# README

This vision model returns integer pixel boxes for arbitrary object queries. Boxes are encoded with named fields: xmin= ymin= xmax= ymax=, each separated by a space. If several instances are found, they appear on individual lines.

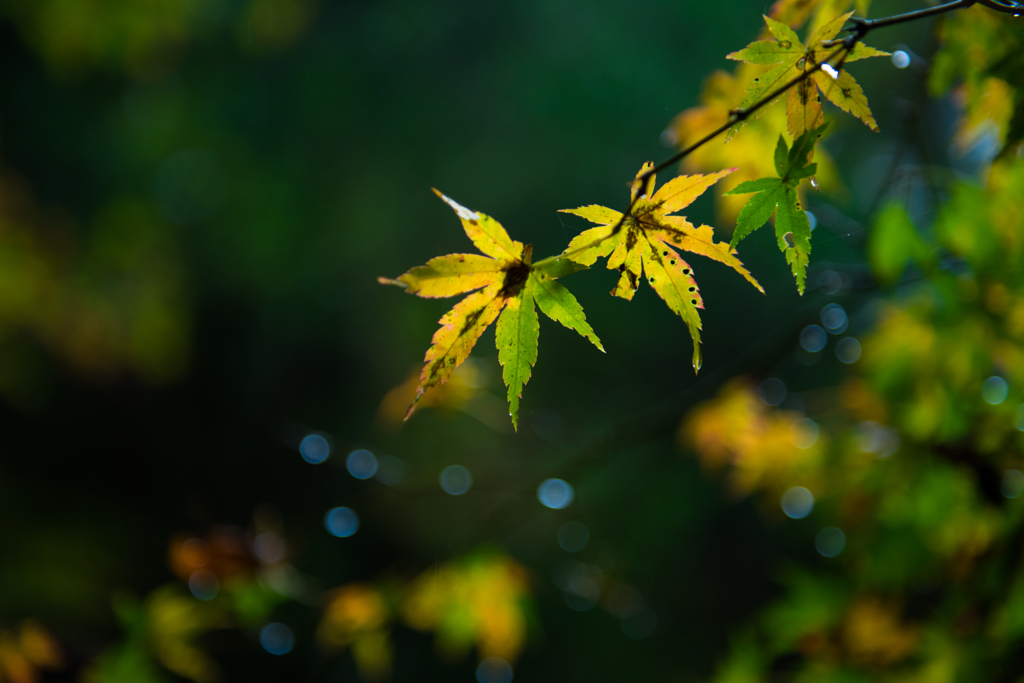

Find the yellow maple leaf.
xmin=559 ymin=165 xmax=762 ymax=371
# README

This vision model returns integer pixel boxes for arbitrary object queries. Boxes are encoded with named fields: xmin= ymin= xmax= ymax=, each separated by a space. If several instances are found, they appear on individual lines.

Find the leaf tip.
xmin=433 ymin=188 xmax=480 ymax=221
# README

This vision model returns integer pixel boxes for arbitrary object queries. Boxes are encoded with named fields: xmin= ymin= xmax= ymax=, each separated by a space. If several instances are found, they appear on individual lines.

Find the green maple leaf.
xmin=725 ymin=124 xmax=827 ymax=295
xmin=379 ymin=191 xmax=603 ymax=430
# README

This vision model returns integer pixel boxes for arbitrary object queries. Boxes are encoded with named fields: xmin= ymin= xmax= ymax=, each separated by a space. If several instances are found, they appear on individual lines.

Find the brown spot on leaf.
xmin=499 ymin=262 xmax=530 ymax=298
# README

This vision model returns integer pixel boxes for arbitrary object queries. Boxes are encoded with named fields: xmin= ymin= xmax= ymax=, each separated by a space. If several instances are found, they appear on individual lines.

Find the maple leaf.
xmin=667 ymin=64 xmax=845 ymax=223
xmin=559 ymin=165 xmax=763 ymax=372
xmin=727 ymin=12 xmax=889 ymax=139
xmin=379 ymin=191 xmax=602 ymax=430
xmin=725 ymin=124 xmax=827 ymax=295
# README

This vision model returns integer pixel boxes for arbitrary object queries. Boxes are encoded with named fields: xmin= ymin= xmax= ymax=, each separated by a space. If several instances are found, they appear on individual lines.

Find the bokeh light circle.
xmin=982 ymin=376 xmax=1009 ymax=405
xmin=476 ymin=657 xmax=513 ymax=683
xmin=259 ymin=622 xmax=294 ymax=655
xmin=781 ymin=487 xmax=815 ymax=519
xmin=324 ymin=507 xmax=359 ymax=537
xmin=800 ymin=325 xmax=827 ymax=353
xmin=299 ymin=434 xmax=330 ymax=464
xmin=440 ymin=465 xmax=473 ymax=495
xmin=790 ymin=419 xmax=819 ymax=449
xmin=759 ymin=378 xmax=787 ymax=406
xmin=820 ymin=304 xmax=848 ymax=334
xmin=835 ymin=337 xmax=862 ymax=364
xmin=1002 ymin=470 xmax=1024 ymax=499
xmin=253 ymin=531 xmax=285 ymax=563
xmin=537 ymin=479 xmax=575 ymax=509
xmin=346 ymin=449 xmax=378 ymax=479
xmin=815 ymin=527 xmax=846 ymax=557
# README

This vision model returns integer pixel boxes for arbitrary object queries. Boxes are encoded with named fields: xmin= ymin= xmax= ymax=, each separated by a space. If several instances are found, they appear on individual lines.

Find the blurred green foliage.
xmin=0 ymin=0 xmax=1023 ymax=681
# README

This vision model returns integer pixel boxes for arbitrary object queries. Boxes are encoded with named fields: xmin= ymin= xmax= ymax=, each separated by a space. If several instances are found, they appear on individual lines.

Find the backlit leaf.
xmin=381 ymin=193 xmax=600 ymax=428
xmin=531 ymin=274 xmax=604 ymax=352
xmin=726 ymin=126 xmax=825 ymax=294
xmin=561 ymin=164 xmax=761 ymax=372
xmin=727 ymin=12 xmax=888 ymax=136
xmin=496 ymin=285 xmax=539 ymax=432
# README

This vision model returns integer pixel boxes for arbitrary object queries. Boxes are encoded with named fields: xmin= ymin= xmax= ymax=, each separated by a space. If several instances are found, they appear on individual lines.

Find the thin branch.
xmin=845 ymin=0 xmax=977 ymax=30
xmin=978 ymin=0 xmax=1024 ymax=13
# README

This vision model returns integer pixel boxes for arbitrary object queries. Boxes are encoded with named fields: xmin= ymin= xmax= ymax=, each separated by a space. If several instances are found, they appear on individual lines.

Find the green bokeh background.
xmin=0 ymin=0 xmax=984 ymax=680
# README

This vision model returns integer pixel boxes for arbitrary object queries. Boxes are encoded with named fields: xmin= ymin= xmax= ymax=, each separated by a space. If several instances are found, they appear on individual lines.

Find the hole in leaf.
xmin=783 ymin=232 xmax=795 ymax=248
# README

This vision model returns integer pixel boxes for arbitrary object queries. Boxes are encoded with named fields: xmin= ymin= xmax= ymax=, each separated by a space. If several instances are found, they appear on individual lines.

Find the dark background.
xmin=0 ymin=0 xmax=976 ymax=679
